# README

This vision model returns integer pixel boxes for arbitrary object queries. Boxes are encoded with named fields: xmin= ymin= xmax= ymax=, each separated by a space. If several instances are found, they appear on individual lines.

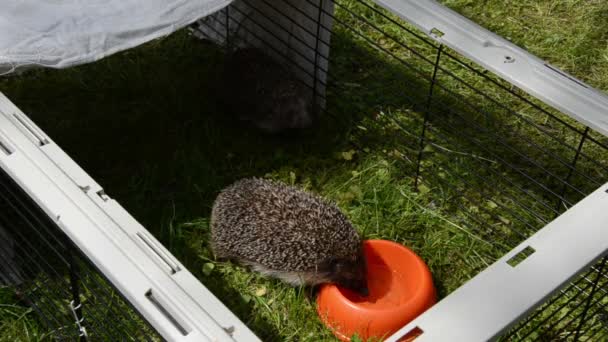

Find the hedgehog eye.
xmin=328 ymin=258 xmax=343 ymax=272
xmin=332 ymin=260 xmax=354 ymax=276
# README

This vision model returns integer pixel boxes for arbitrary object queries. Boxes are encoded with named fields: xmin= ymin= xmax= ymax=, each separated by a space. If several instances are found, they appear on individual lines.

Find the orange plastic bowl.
xmin=316 ymin=240 xmax=436 ymax=341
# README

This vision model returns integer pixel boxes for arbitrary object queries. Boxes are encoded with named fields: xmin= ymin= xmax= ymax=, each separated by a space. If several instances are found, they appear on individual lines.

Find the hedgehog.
xmin=223 ymin=47 xmax=315 ymax=134
xmin=210 ymin=177 xmax=368 ymax=295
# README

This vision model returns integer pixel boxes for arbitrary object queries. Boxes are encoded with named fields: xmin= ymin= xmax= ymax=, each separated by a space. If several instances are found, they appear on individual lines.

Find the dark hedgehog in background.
xmin=223 ymin=47 xmax=315 ymax=134
xmin=210 ymin=178 xmax=368 ymax=295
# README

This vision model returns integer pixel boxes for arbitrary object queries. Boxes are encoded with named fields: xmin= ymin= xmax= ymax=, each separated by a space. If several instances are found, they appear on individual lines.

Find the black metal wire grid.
xmin=0 ymin=167 xmax=162 ymax=341
xmin=192 ymin=0 xmax=608 ymax=340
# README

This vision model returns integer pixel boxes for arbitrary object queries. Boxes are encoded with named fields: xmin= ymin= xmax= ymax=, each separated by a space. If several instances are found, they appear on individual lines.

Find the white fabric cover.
xmin=0 ymin=0 xmax=232 ymax=75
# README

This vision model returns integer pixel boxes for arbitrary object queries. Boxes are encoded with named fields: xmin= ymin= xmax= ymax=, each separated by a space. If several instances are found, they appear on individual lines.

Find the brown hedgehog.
xmin=210 ymin=178 xmax=368 ymax=295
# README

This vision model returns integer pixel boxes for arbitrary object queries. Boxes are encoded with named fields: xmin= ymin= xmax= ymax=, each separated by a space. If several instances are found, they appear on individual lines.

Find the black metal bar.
xmin=280 ymin=0 xmax=334 ymax=49
xmin=385 ymin=104 xmax=568 ymax=217
xmin=544 ymin=288 xmax=608 ymax=341
xmin=442 ymin=48 xmax=608 ymax=153
xmin=412 ymin=124 xmax=547 ymax=234
xmin=0 ymin=170 xmax=158 ymax=340
xmin=335 ymin=113 xmax=527 ymax=247
xmin=511 ymin=268 xmax=597 ymax=340
xmin=529 ymin=265 xmax=608 ymax=341
xmin=0 ymin=195 xmax=142 ymax=337
xmin=573 ymin=257 xmax=608 ymax=341
xmin=583 ymin=320 xmax=608 ymax=342
xmin=346 ymin=0 xmax=436 ymax=48
xmin=235 ymin=0 xmax=328 ymax=72
xmin=245 ymin=0 xmax=329 ymax=55
xmin=330 ymin=1 xmax=437 ymax=68
xmin=561 ymin=294 xmax=608 ymax=341
xmin=0 ymin=246 xmax=71 ymax=337
xmin=554 ymin=126 xmax=590 ymax=216
xmin=376 ymin=107 xmax=547 ymax=235
xmin=415 ymin=44 xmax=443 ymax=189
xmin=210 ymin=7 xmax=323 ymax=85
xmin=327 ymin=8 xmax=600 ymax=198
xmin=0 ymin=206 xmax=127 ymax=340
xmin=225 ymin=7 xmax=230 ymax=48
xmin=339 ymin=67 xmax=561 ymax=224
xmin=312 ymin=0 xmax=325 ymax=112
xmin=333 ymin=75 xmax=560 ymax=233
xmin=194 ymin=19 xmax=228 ymax=42
xmin=302 ymin=0 xmax=608 ymax=189
xmin=430 ymin=85 xmax=599 ymax=195
xmin=331 ymin=0 xmax=608 ymax=187
xmin=503 ymin=269 xmax=594 ymax=339
xmin=432 ymin=58 xmax=608 ymax=184
xmin=430 ymin=88 xmax=589 ymax=200
xmin=67 ymin=247 xmax=87 ymax=341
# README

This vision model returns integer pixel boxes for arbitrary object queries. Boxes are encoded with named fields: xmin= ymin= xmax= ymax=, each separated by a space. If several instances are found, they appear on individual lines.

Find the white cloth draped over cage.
xmin=0 ymin=0 xmax=333 ymax=106
xmin=0 ymin=0 xmax=234 ymax=75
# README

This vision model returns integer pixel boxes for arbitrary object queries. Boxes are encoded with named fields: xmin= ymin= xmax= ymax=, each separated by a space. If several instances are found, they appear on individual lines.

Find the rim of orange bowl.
xmin=318 ymin=240 xmax=435 ymax=315
xmin=319 ymin=281 xmax=433 ymax=316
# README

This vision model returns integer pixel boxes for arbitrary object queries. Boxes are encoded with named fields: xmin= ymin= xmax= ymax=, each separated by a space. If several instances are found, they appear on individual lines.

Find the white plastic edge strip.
xmin=374 ymin=0 xmax=608 ymax=137
xmin=387 ymin=182 xmax=608 ymax=342
xmin=0 ymin=91 xmax=260 ymax=342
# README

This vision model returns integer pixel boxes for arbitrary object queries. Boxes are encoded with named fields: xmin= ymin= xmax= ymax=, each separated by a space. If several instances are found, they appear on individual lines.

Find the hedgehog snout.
xmin=330 ymin=257 xmax=369 ymax=297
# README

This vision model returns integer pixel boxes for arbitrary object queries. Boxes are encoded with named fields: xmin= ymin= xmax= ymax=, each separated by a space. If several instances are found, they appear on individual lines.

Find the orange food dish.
xmin=316 ymin=240 xmax=436 ymax=341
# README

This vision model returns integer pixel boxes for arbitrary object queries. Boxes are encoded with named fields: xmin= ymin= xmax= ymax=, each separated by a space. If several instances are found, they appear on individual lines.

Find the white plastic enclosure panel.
xmin=387 ymin=183 xmax=608 ymax=342
xmin=0 ymin=91 xmax=261 ymax=342
xmin=373 ymin=0 xmax=608 ymax=137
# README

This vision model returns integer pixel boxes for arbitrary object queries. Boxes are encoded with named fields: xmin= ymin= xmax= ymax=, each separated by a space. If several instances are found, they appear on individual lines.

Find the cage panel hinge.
xmin=69 ymin=300 xmax=89 ymax=340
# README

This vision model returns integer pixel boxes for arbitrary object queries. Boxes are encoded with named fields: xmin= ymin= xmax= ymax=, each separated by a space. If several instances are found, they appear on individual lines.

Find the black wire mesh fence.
xmin=0 ymin=0 xmax=606 ymax=340
xmin=194 ymin=0 xmax=608 ymax=340
xmin=0 ymin=167 xmax=161 ymax=341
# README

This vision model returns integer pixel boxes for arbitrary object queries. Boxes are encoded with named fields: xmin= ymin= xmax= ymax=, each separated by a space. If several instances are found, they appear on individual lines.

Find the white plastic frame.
xmin=0 ymin=91 xmax=260 ymax=342
xmin=387 ymin=183 xmax=608 ymax=341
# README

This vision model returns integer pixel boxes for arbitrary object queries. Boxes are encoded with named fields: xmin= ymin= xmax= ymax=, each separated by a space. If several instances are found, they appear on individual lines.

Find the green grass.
xmin=441 ymin=0 xmax=608 ymax=90
xmin=1 ymin=0 xmax=607 ymax=341
xmin=0 ymin=289 xmax=48 ymax=342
